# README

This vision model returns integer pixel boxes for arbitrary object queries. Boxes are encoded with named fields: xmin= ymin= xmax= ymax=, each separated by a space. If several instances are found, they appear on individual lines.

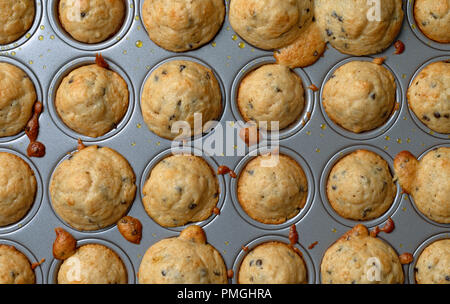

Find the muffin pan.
xmin=0 ymin=0 xmax=448 ymax=284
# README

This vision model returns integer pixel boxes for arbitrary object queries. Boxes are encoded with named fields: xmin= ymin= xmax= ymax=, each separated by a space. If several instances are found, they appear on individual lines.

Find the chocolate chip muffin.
xmin=0 ymin=0 xmax=35 ymax=45
xmin=142 ymin=0 xmax=225 ymax=52
xmin=407 ymin=61 xmax=450 ymax=134
xmin=321 ymin=224 xmax=404 ymax=284
xmin=322 ymin=61 xmax=396 ymax=133
xmin=50 ymin=145 xmax=136 ymax=231
xmin=229 ymin=0 xmax=314 ymax=50
xmin=415 ymin=239 xmax=450 ymax=284
xmin=0 ymin=244 xmax=35 ymax=284
xmin=57 ymin=244 xmax=127 ymax=284
xmin=315 ymin=0 xmax=404 ymax=55
xmin=237 ymin=64 xmax=305 ymax=130
xmin=0 ymin=62 xmax=37 ymax=138
xmin=394 ymin=147 xmax=450 ymax=224
xmin=237 ymin=154 xmax=308 ymax=224
xmin=0 ymin=152 xmax=36 ymax=227
xmin=142 ymin=155 xmax=220 ymax=227
xmin=274 ymin=21 xmax=327 ymax=68
xmin=327 ymin=150 xmax=396 ymax=221
xmin=59 ymin=0 xmax=125 ymax=44
xmin=238 ymin=242 xmax=308 ymax=284
xmin=414 ymin=0 xmax=450 ymax=43
xmin=138 ymin=225 xmax=227 ymax=284
xmin=55 ymin=64 xmax=129 ymax=138
xmin=141 ymin=60 xmax=222 ymax=140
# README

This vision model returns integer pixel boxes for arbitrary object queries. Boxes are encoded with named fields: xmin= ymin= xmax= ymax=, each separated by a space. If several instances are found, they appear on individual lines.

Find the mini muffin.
xmin=237 ymin=154 xmax=308 ymax=224
xmin=57 ymin=244 xmax=127 ymax=284
xmin=0 ymin=245 xmax=35 ymax=284
xmin=138 ymin=225 xmax=227 ymax=284
xmin=142 ymin=0 xmax=225 ymax=52
xmin=0 ymin=152 xmax=36 ymax=227
xmin=58 ymin=0 xmax=125 ymax=44
xmin=394 ymin=147 xmax=450 ymax=224
xmin=50 ymin=145 xmax=136 ymax=231
xmin=142 ymin=155 xmax=219 ymax=227
xmin=238 ymin=242 xmax=307 ymax=284
xmin=327 ymin=150 xmax=396 ymax=221
xmin=322 ymin=61 xmax=396 ymax=133
xmin=0 ymin=62 xmax=37 ymax=137
xmin=229 ymin=0 xmax=314 ymax=50
xmin=141 ymin=60 xmax=222 ymax=140
xmin=237 ymin=64 xmax=305 ymax=130
xmin=321 ymin=224 xmax=404 ymax=284
xmin=415 ymin=239 xmax=450 ymax=284
xmin=414 ymin=0 xmax=450 ymax=43
xmin=55 ymin=64 xmax=129 ymax=138
xmin=0 ymin=0 xmax=35 ymax=45
xmin=407 ymin=61 xmax=450 ymax=134
xmin=315 ymin=0 xmax=404 ymax=55
xmin=274 ymin=21 xmax=327 ymax=68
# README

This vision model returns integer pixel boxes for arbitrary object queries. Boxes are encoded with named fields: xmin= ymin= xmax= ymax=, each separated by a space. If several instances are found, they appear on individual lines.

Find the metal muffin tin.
xmin=0 ymin=0 xmax=448 ymax=284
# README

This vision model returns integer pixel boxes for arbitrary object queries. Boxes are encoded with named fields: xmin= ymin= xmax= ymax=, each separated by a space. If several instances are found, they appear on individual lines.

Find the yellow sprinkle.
xmin=320 ymin=124 xmax=326 ymax=130
xmin=407 ymin=138 xmax=411 ymax=143
xmin=385 ymin=136 xmax=390 ymax=141
xmin=402 ymin=74 xmax=407 ymax=79
xmin=238 ymin=42 xmax=245 ymax=48
xmin=332 ymin=228 xmax=337 ymax=233
xmin=315 ymin=148 xmax=320 ymax=153
xmin=232 ymin=35 xmax=238 ymax=41
xmin=145 ymin=65 xmax=150 ymax=70
xmin=224 ymin=241 xmax=229 ymax=246
xmin=412 ymin=24 xmax=416 ymax=29
xmin=38 ymin=35 xmax=44 ymax=41
xmin=28 ymin=60 xmax=33 ymax=65
xmin=43 ymin=65 xmax=46 ymax=70
xmin=306 ymin=131 xmax=311 ymax=135
xmin=137 ymin=25 xmax=141 ymax=31
xmin=226 ymin=26 xmax=230 ymax=31
xmin=402 ymin=207 xmax=407 ymax=212
xmin=396 ymin=138 xmax=402 ymax=144
xmin=403 ymin=116 xmax=407 ymax=120
xmin=429 ymin=130 xmax=435 ymax=135
xmin=137 ymin=123 xmax=142 ymax=129
xmin=156 ymin=142 xmax=161 ymax=146
xmin=130 ymin=3 xmax=134 ymax=8
xmin=229 ymin=121 xmax=235 ymax=127
xmin=18 ymin=224 xmax=22 ymax=228
xmin=123 ymin=50 xmax=127 ymax=55
xmin=223 ymin=250 xmax=227 ymax=254
xmin=234 ymin=145 xmax=238 ymax=150
xmin=10 ymin=51 xmax=16 ymax=56
xmin=135 ymin=15 xmax=139 ymax=21
xmin=211 ymin=42 xmax=217 ymax=47
xmin=25 ymin=33 xmax=31 ymax=38
xmin=131 ymin=142 xmax=136 ymax=147
xmin=152 ymin=233 xmax=156 ymax=237
xmin=135 ymin=40 xmax=143 ymax=48
xmin=50 ymin=35 xmax=55 ymax=40
xmin=40 ymin=25 xmax=45 ymax=30
xmin=384 ymin=146 xmax=389 ymax=150
xmin=399 ymin=244 xmax=403 ymax=248
xmin=227 ymin=55 xmax=231 ymax=60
